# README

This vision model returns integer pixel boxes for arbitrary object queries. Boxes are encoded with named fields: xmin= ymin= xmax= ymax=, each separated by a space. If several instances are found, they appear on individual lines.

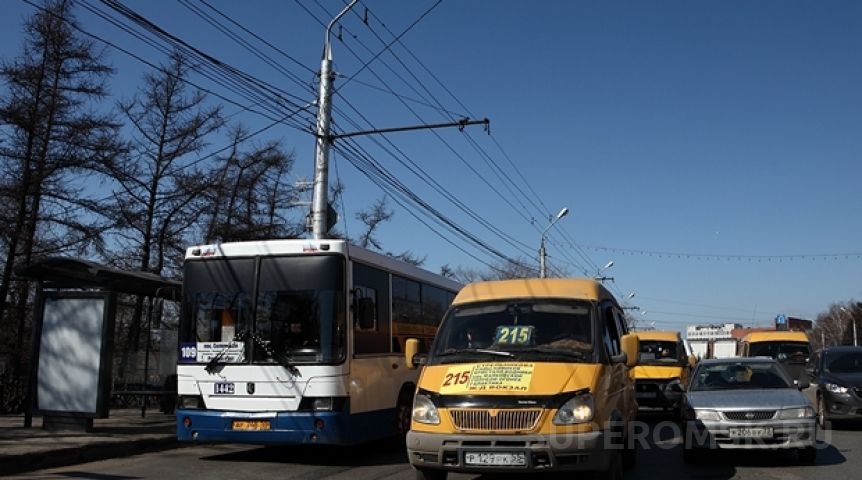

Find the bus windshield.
xmin=428 ymin=300 xmax=594 ymax=364
xmin=180 ymin=255 xmax=346 ymax=365
xmin=638 ymin=340 xmax=681 ymax=365
xmin=748 ymin=341 xmax=810 ymax=364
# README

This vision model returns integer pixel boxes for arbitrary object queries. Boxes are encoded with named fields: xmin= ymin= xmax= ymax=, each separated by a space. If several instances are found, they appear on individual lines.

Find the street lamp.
xmin=841 ymin=306 xmax=857 ymax=347
xmin=539 ymin=207 xmax=569 ymax=278
xmin=595 ymin=260 xmax=614 ymax=283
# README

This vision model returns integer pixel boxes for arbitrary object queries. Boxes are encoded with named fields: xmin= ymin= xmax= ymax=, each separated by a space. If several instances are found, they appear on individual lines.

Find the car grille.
xmin=449 ymin=408 xmax=543 ymax=432
xmin=723 ymin=410 xmax=776 ymax=421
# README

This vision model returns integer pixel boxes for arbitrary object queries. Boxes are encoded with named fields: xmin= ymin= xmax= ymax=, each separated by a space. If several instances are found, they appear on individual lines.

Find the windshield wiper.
xmin=204 ymin=347 xmax=228 ymax=374
xmin=246 ymin=331 xmax=301 ymax=377
xmin=437 ymin=348 xmax=515 ymax=358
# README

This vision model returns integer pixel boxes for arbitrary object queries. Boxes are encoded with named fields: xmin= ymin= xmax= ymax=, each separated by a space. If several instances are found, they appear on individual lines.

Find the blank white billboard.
xmin=37 ymin=296 xmax=106 ymax=414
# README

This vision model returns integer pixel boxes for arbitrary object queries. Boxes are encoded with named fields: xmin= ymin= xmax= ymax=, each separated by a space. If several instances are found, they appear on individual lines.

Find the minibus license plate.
xmin=214 ymin=382 xmax=235 ymax=394
xmin=464 ymin=452 xmax=526 ymax=466
xmin=729 ymin=427 xmax=773 ymax=438
xmin=232 ymin=419 xmax=271 ymax=431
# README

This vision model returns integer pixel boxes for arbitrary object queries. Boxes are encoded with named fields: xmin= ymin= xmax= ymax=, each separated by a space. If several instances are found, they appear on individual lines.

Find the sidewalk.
xmin=0 ymin=409 xmax=178 ymax=476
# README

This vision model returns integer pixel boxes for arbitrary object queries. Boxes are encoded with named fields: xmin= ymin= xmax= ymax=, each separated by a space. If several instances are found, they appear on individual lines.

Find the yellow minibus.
xmin=404 ymin=278 xmax=639 ymax=480
xmin=630 ymin=330 xmax=694 ymax=414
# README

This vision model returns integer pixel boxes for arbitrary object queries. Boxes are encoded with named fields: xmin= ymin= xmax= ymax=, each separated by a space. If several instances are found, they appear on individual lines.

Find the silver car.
xmin=680 ymin=357 xmax=817 ymax=464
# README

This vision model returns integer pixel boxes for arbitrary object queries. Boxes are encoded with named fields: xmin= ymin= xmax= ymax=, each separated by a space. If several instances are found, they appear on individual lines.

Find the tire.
xmin=816 ymin=395 xmax=828 ymax=430
xmin=596 ymin=451 xmax=624 ymax=480
xmin=622 ymin=432 xmax=637 ymax=468
xmin=396 ymin=389 xmax=414 ymax=439
xmin=414 ymin=467 xmax=447 ymax=480
xmin=682 ymin=446 xmax=701 ymax=464
xmin=798 ymin=446 xmax=817 ymax=465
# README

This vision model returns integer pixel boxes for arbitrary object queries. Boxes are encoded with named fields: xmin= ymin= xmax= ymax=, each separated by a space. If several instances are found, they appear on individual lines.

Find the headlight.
xmin=312 ymin=397 xmax=333 ymax=411
xmin=778 ymin=407 xmax=815 ymax=419
xmin=412 ymin=394 xmax=440 ymax=425
xmin=553 ymin=394 xmax=594 ymax=425
xmin=693 ymin=409 xmax=720 ymax=421
xmin=178 ymin=395 xmax=204 ymax=409
xmin=825 ymin=383 xmax=849 ymax=394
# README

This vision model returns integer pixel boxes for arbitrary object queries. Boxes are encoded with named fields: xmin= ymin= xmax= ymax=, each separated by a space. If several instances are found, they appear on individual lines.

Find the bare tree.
xmin=353 ymin=196 xmax=425 ymax=266
xmin=0 ymin=0 xmax=121 ymax=373
xmin=444 ymin=257 xmax=537 ymax=284
xmin=815 ymin=302 xmax=861 ymax=349
xmin=195 ymin=124 xmax=302 ymax=243
xmin=102 ymin=50 xmax=223 ymax=380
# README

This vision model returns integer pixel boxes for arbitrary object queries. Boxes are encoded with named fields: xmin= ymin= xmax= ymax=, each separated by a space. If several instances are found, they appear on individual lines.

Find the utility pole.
xmin=310 ymin=1 xmax=355 ymax=239
xmin=309 ymin=1 xmax=490 ymax=239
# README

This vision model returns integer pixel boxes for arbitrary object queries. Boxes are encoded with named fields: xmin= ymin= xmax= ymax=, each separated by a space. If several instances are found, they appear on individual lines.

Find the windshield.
xmin=748 ymin=341 xmax=810 ymax=364
xmin=638 ymin=340 xmax=681 ymax=365
xmin=180 ymin=254 xmax=346 ymax=365
xmin=690 ymin=362 xmax=792 ymax=391
xmin=824 ymin=351 xmax=862 ymax=373
xmin=428 ymin=300 xmax=594 ymax=364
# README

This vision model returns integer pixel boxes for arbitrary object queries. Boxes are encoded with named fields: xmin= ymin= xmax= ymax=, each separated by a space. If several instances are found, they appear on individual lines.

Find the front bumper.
xmin=684 ymin=419 xmax=816 ymax=450
xmin=406 ymin=430 xmax=613 ymax=474
xmin=821 ymin=390 xmax=862 ymax=422
xmin=635 ymin=379 xmax=678 ymax=409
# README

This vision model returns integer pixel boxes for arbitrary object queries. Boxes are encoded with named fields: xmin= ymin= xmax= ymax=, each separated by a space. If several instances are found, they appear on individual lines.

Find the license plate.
xmin=636 ymin=392 xmax=657 ymax=398
xmin=464 ymin=452 xmax=526 ymax=466
xmin=232 ymin=419 xmax=271 ymax=431
xmin=214 ymin=382 xmax=235 ymax=394
xmin=728 ymin=427 xmax=773 ymax=438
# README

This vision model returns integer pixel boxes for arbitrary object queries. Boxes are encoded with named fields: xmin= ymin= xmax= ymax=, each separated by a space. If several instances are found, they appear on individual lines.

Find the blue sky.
xmin=2 ymin=1 xmax=861 ymax=333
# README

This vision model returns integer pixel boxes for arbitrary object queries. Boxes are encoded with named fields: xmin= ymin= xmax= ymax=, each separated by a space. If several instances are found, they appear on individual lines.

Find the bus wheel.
xmin=396 ymin=389 xmax=414 ymax=438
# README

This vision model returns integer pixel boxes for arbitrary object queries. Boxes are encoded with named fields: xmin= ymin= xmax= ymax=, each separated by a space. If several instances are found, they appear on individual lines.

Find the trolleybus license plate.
xmin=464 ymin=452 xmax=526 ymax=466
xmin=214 ymin=382 xmax=235 ymax=394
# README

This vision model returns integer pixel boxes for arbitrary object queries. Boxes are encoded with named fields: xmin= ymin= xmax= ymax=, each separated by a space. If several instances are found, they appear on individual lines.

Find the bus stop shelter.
xmin=16 ymin=257 xmax=181 ymax=431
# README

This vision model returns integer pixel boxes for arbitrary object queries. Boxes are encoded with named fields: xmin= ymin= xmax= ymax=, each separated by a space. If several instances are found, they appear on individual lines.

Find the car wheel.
xmin=596 ymin=451 xmax=624 ymax=480
xmin=816 ymin=395 xmax=828 ymax=430
xmin=798 ymin=446 xmax=817 ymax=465
xmin=682 ymin=446 xmax=701 ymax=464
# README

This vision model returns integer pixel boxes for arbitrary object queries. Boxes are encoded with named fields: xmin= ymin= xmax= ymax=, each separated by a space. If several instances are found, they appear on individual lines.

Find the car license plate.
xmin=232 ymin=419 xmax=271 ymax=431
xmin=728 ymin=427 xmax=773 ymax=438
xmin=464 ymin=452 xmax=526 ymax=466
xmin=214 ymin=382 xmax=235 ymax=394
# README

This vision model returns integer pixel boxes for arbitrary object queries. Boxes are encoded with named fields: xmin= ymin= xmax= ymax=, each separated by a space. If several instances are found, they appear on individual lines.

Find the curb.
xmin=0 ymin=436 xmax=179 ymax=477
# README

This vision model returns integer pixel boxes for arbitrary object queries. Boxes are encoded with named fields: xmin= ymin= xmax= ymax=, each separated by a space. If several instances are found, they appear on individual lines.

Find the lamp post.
xmin=595 ymin=260 xmax=614 ymax=283
xmin=539 ymin=207 xmax=569 ymax=278
xmin=841 ymin=306 xmax=857 ymax=347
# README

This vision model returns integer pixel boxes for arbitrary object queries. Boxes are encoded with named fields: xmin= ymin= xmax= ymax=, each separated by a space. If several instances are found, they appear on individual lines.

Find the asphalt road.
xmin=10 ymin=416 xmax=862 ymax=480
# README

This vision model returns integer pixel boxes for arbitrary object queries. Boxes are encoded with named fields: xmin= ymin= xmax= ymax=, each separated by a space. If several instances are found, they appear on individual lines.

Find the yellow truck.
xmin=630 ymin=330 xmax=694 ymax=414
xmin=403 ymin=278 xmax=639 ymax=480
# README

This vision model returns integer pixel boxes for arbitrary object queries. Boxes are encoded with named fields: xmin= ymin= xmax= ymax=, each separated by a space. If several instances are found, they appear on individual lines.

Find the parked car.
xmin=805 ymin=346 xmax=862 ymax=428
xmin=680 ymin=357 xmax=816 ymax=464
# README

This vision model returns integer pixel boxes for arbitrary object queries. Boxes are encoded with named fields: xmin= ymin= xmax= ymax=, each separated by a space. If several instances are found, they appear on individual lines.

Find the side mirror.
xmin=404 ymin=338 xmax=427 ymax=370
xmin=620 ymin=333 xmax=640 ymax=368
xmin=664 ymin=379 xmax=685 ymax=402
